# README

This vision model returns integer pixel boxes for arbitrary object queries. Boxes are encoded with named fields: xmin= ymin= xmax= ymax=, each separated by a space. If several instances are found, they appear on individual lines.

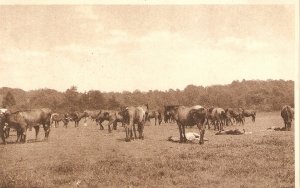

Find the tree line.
xmin=0 ymin=79 xmax=294 ymax=112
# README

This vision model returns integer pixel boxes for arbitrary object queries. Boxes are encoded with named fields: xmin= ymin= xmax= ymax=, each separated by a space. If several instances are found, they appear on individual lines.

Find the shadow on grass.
xmin=27 ymin=139 xmax=48 ymax=143
xmin=116 ymin=138 xmax=145 ymax=142
xmin=1 ymin=139 xmax=47 ymax=145
xmin=116 ymin=138 xmax=127 ymax=142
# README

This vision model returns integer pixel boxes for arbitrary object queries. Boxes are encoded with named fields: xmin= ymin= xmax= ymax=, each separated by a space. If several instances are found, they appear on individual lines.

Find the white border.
xmin=294 ymin=0 xmax=299 ymax=187
xmin=0 ymin=0 xmax=297 ymax=5
xmin=0 ymin=0 xmax=298 ymax=187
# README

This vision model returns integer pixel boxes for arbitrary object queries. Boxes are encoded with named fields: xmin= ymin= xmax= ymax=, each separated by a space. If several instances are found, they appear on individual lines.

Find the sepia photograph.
xmin=0 ymin=1 xmax=298 ymax=187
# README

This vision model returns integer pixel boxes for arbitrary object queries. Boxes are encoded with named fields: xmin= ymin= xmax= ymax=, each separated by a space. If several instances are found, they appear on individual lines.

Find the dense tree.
xmin=64 ymin=86 xmax=80 ymax=112
xmin=27 ymin=89 xmax=64 ymax=110
xmin=2 ymin=92 xmax=16 ymax=108
xmin=107 ymin=95 xmax=121 ymax=110
xmin=0 ymin=79 xmax=294 ymax=112
xmin=79 ymin=90 xmax=106 ymax=110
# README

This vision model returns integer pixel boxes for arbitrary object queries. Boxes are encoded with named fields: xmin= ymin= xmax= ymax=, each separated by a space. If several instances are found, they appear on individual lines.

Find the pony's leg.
xmin=197 ymin=123 xmax=205 ymax=144
xmin=133 ymin=124 xmax=137 ymax=139
xmin=34 ymin=126 xmax=40 ymax=140
xmin=177 ymin=122 xmax=183 ymax=142
xmin=182 ymin=124 xmax=187 ymax=142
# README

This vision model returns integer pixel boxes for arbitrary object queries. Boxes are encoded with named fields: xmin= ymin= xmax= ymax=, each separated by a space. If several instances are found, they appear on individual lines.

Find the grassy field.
xmin=0 ymin=112 xmax=295 ymax=188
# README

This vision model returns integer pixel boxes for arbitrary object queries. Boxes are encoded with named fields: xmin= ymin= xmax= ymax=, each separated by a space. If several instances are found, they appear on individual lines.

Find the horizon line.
xmin=0 ymin=78 xmax=294 ymax=93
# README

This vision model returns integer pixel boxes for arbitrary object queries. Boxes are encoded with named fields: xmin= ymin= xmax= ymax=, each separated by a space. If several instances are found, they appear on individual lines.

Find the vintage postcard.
xmin=0 ymin=1 xmax=298 ymax=187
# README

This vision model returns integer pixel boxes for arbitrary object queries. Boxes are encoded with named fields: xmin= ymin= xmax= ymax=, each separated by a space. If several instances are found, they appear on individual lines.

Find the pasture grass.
xmin=0 ymin=112 xmax=294 ymax=188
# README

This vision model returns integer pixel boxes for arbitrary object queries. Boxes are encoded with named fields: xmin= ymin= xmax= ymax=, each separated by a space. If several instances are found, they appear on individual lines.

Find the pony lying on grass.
xmin=168 ymin=132 xmax=208 ymax=143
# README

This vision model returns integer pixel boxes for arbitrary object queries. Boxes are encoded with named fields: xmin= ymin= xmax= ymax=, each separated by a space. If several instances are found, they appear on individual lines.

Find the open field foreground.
xmin=0 ymin=112 xmax=294 ymax=188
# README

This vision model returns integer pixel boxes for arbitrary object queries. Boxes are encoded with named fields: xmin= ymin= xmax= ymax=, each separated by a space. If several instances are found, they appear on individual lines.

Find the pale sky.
xmin=0 ymin=4 xmax=296 ymax=92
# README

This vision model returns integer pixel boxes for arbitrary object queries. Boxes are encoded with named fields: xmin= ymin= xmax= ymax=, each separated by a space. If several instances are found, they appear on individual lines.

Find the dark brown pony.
xmin=281 ymin=105 xmax=294 ymax=131
xmin=0 ymin=108 xmax=52 ymax=144
xmin=68 ymin=111 xmax=88 ymax=127
xmin=168 ymin=105 xmax=207 ymax=144
xmin=96 ymin=110 xmax=124 ymax=133
xmin=211 ymin=108 xmax=227 ymax=132
xmin=147 ymin=110 xmax=162 ymax=125
xmin=51 ymin=113 xmax=69 ymax=128
xmin=243 ymin=110 xmax=256 ymax=122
